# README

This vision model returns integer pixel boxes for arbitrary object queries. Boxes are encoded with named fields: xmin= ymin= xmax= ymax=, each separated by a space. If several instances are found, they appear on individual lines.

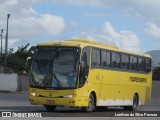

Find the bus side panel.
xmin=129 ymin=72 xmax=152 ymax=105
xmin=87 ymin=69 xmax=152 ymax=107
xmin=99 ymin=70 xmax=131 ymax=106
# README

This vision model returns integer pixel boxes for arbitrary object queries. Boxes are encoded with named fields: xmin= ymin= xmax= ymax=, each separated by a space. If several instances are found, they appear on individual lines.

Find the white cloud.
xmin=69 ymin=21 xmax=78 ymax=28
xmin=75 ymin=21 xmax=142 ymax=52
xmin=145 ymin=22 xmax=160 ymax=39
xmin=0 ymin=0 xmax=65 ymax=48
xmin=51 ymin=0 xmax=160 ymax=41
xmin=83 ymin=12 xmax=107 ymax=17
xmin=51 ymin=0 xmax=105 ymax=7
xmin=51 ymin=0 xmax=160 ymax=21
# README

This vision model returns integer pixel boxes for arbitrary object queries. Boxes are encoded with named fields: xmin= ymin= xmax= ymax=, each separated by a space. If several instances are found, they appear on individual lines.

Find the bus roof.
xmin=37 ymin=39 xmax=151 ymax=58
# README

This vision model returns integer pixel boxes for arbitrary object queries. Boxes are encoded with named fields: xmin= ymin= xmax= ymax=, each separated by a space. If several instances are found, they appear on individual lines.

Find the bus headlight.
xmin=63 ymin=94 xmax=76 ymax=98
xmin=30 ymin=92 xmax=39 ymax=97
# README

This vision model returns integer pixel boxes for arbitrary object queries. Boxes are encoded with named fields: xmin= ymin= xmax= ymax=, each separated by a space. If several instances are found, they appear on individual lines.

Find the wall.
xmin=0 ymin=66 xmax=4 ymax=73
xmin=17 ymin=74 xmax=29 ymax=92
xmin=0 ymin=73 xmax=17 ymax=92
xmin=152 ymin=81 xmax=160 ymax=98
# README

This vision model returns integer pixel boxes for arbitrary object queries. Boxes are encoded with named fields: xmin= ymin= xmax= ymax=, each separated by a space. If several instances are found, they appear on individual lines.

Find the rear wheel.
xmin=124 ymin=94 xmax=138 ymax=111
xmin=82 ymin=94 xmax=95 ymax=112
xmin=96 ymin=106 xmax=108 ymax=111
xmin=44 ymin=105 xmax=57 ymax=112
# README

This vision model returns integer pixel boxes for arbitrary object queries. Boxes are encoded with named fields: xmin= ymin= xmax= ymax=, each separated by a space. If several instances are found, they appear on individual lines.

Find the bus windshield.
xmin=30 ymin=47 xmax=80 ymax=89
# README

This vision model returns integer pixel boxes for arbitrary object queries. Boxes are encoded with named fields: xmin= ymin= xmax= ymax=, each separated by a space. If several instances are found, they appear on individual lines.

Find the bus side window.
xmin=138 ymin=57 xmax=143 ymax=71
xmin=92 ymin=48 xmax=97 ymax=66
xmin=131 ymin=56 xmax=138 ymax=71
xmin=96 ymin=50 xmax=101 ymax=66
xmin=79 ymin=47 xmax=90 ymax=87
xmin=106 ymin=51 xmax=111 ymax=67
xmin=126 ymin=55 xmax=130 ymax=69
xmin=130 ymin=56 xmax=134 ymax=70
xmin=134 ymin=56 xmax=138 ymax=71
xmin=145 ymin=58 xmax=151 ymax=73
xmin=116 ymin=53 xmax=121 ymax=68
xmin=91 ymin=48 xmax=100 ymax=67
xmin=121 ymin=54 xmax=126 ymax=69
xmin=101 ymin=50 xmax=107 ymax=67
xmin=142 ymin=58 xmax=146 ymax=72
xmin=112 ymin=52 xmax=116 ymax=68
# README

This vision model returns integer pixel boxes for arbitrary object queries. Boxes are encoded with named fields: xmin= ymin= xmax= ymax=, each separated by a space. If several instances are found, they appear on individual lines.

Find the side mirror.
xmin=25 ymin=57 xmax=32 ymax=73
xmin=80 ymin=61 xmax=85 ymax=73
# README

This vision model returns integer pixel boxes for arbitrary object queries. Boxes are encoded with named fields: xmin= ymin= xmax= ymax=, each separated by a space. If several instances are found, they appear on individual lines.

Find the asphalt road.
xmin=0 ymin=92 xmax=160 ymax=118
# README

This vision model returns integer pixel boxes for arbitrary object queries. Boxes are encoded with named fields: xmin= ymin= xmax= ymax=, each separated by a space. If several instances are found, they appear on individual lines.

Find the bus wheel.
xmin=82 ymin=93 xmax=95 ymax=112
xmin=44 ymin=105 xmax=57 ymax=112
xmin=124 ymin=94 xmax=138 ymax=111
xmin=96 ymin=106 xmax=108 ymax=111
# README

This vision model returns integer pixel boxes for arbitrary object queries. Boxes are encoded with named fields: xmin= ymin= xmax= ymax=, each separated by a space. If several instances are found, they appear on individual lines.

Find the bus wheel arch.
xmin=124 ymin=93 xmax=139 ymax=111
xmin=82 ymin=91 xmax=97 ymax=112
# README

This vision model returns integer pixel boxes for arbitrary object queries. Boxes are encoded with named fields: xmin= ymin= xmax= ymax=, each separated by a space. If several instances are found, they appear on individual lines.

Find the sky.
xmin=0 ymin=0 xmax=160 ymax=53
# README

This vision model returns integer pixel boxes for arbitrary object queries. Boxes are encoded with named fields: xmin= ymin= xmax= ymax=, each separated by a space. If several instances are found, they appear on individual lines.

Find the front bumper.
xmin=29 ymin=96 xmax=88 ymax=107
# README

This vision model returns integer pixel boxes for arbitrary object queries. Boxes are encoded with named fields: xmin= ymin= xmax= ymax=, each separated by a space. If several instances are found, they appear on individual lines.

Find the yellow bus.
xmin=29 ymin=39 xmax=152 ymax=112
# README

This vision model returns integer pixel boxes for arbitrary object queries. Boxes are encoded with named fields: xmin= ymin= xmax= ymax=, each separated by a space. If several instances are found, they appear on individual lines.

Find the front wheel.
xmin=82 ymin=94 xmax=95 ymax=112
xmin=44 ymin=105 xmax=57 ymax=112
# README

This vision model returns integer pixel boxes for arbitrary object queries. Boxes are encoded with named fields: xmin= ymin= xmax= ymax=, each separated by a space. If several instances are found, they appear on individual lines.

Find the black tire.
xmin=96 ymin=106 xmax=108 ymax=111
xmin=124 ymin=94 xmax=138 ymax=111
xmin=82 ymin=94 xmax=95 ymax=112
xmin=44 ymin=105 xmax=57 ymax=112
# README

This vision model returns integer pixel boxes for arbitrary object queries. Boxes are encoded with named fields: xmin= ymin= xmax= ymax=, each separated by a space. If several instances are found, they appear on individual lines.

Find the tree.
xmin=153 ymin=64 xmax=160 ymax=81
xmin=6 ymin=44 xmax=35 ymax=73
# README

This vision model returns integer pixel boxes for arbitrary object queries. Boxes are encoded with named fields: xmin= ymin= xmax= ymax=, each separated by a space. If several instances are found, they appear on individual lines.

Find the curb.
xmin=0 ymin=90 xmax=28 ymax=94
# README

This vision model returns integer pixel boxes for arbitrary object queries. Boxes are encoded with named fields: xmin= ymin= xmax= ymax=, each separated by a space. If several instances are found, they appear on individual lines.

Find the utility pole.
xmin=4 ymin=14 xmax=10 ymax=72
xmin=1 ymin=29 xmax=3 ymax=55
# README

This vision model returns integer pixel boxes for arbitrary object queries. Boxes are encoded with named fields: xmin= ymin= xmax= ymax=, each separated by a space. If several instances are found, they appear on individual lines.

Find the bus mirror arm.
xmin=25 ymin=57 xmax=32 ymax=73
xmin=80 ymin=61 xmax=85 ymax=74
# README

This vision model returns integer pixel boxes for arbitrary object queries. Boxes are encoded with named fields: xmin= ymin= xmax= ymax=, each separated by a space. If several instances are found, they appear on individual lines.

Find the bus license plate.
xmin=46 ymin=100 xmax=55 ymax=104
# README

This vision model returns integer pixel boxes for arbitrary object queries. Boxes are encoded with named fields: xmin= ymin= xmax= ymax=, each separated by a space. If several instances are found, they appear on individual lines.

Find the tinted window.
xmin=138 ymin=57 xmax=143 ymax=71
xmin=92 ymin=48 xmax=100 ymax=66
xmin=101 ymin=50 xmax=107 ymax=67
xmin=122 ymin=54 xmax=129 ymax=69
xmin=79 ymin=47 xmax=90 ymax=87
xmin=126 ymin=55 xmax=130 ymax=69
xmin=142 ymin=58 xmax=146 ymax=72
xmin=96 ymin=50 xmax=101 ymax=66
xmin=130 ymin=56 xmax=138 ymax=71
xmin=81 ymin=47 xmax=90 ymax=68
xmin=112 ymin=52 xmax=116 ymax=68
xmin=116 ymin=53 xmax=121 ymax=68
xmin=145 ymin=58 xmax=151 ymax=73
xmin=106 ymin=51 xmax=111 ymax=67
xmin=134 ymin=56 xmax=138 ymax=71
xmin=130 ymin=56 xmax=134 ymax=70
xmin=92 ymin=49 xmax=96 ymax=66
xmin=122 ymin=54 xmax=126 ymax=69
xmin=101 ymin=50 xmax=111 ymax=67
